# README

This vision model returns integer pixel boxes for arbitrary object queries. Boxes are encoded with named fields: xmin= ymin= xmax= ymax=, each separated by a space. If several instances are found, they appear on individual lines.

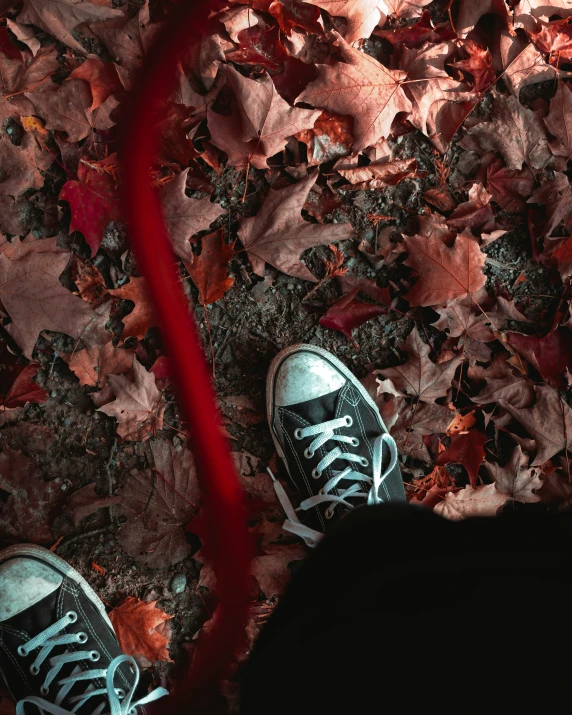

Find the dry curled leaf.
xmin=434 ymin=483 xmax=508 ymax=521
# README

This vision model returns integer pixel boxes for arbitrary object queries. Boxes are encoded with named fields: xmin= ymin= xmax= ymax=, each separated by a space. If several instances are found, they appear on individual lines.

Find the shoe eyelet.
xmin=30 ymin=664 xmax=39 ymax=676
xmin=311 ymin=468 xmax=321 ymax=479
xmin=350 ymin=437 xmax=359 ymax=447
xmin=344 ymin=416 xmax=353 ymax=427
xmin=293 ymin=428 xmax=303 ymax=440
xmin=17 ymin=645 xmax=27 ymax=657
xmin=360 ymin=457 xmax=369 ymax=467
xmin=66 ymin=611 xmax=78 ymax=623
xmin=325 ymin=510 xmax=334 ymax=520
xmin=303 ymin=448 xmax=314 ymax=459
xmin=40 ymin=686 xmax=49 ymax=696
xmin=90 ymin=650 xmax=100 ymax=662
xmin=116 ymin=688 xmax=125 ymax=699
xmin=77 ymin=632 xmax=88 ymax=644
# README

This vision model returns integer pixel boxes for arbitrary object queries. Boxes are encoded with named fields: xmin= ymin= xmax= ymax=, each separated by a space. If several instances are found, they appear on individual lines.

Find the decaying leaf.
xmin=109 ymin=597 xmax=172 ymax=663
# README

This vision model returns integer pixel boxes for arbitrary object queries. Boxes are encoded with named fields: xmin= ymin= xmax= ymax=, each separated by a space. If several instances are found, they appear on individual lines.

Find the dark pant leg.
xmin=240 ymin=503 xmax=572 ymax=714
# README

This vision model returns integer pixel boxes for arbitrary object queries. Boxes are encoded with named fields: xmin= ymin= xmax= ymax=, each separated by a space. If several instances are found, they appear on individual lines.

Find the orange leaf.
xmin=109 ymin=597 xmax=173 ymax=663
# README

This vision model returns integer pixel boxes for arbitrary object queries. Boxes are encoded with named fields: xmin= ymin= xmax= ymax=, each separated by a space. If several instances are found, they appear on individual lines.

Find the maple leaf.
xmin=109 ymin=597 xmax=172 ymax=663
xmin=62 ymin=341 xmax=134 ymax=389
xmin=433 ymin=299 xmax=494 ymax=364
xmin=485 ymin=158 xmax=535 ymax=213
xmin=68 ymin=58 xmax=123 ymax=110
xmin=208 ymin=65 xmax=320 ymax=170
xmin=0 ymin=444 xmax=65 ymax=542
xmin=463 ymin=93 xmax=552 ymax=172
xmin=302 ymin=0 xmax=389 ymax=43
xmin=454 ymin=0 xmax=511 ymax=37
xmin=71 ymin=257 xmax=109 ymax=308
xmin=220 ymin=6 xmax=261 ymax=42
xmin=16 ymin=0 xmax=124 ymax=54
xmin=269 ymin=0 xmax=323 ymax=36
xmin=0 ymin=363 xmax=46 ymax=408
xmin=390 ymin=401 xmax=453 ymax=462
xmin=0 ymin=239 xmax=108 ymax=359
xmin=0 ymin=132 xmax=52 ymax=198
xmin=502 ymin=42 xmax=558 ymax=97
xmin=159 ymin=170 xmax=225 ymax=263
xmin=295 ymin=111 xmax=353 ymax=167
xmin=435 ymin=431 xmax=487 ymax=487
xmin=450 ymin=40 xmax=496 ymax=94
xmin=506 ymin=328 xmax=572 ymax=388
xmin=530 ymin=17 xmax=572 ymax=66
xmin=499 ymin=385 xmax=572 ymax=465
xmin=552 ymin=234 xmax=572 ymax=282
xmin=485 ymin=445 xmax=542 ymax=503
xmin=296 ymin=32 xmax=411 ymax=153
xmin=337 ymin=157 xmax=421 ymax=190
xmin=59 ymin=154 xmax=122 ymax=256
xmin=186 ymin=229 xmax=235 ymax=305
xmin=434 ymin=483 xmax=508 ymax=520
xmin=319 ymin=288 xmax=385 ymax=341
xmin=545 ymin=80 xmax=572 ymax=160
xmin=0 ymin=46 xmax=59 ymax=98
xmin=26 ymin=78 xmax=118 ymax=144
xmin=377 ymin=327 xmax=463 ymax=403
xmin=400 ymin=41 xmax=475 ymax=152
xmin=447 ymin=183 xmax=495 ymax=232
xmin=237 ymin=171 xmax=354 ymax=281
xmin=65 ymin=482 xmax=120 ymax=527
xmin=514 ymin=0 xmax=572 ymax=29
xmin=117 ymin=440 xmax=200 ymax=567
xmin=403 ymin=233 xmax=486 ymax=307
xmin=528 ymin=171 xmax=572 ymax=236
xmin=226 ymin=24 xmax=289 ymax=71
xmin=109 ymin=276 xmax=156 ymax=343
xmin=97 ymin=359 xmax=165 ymax=442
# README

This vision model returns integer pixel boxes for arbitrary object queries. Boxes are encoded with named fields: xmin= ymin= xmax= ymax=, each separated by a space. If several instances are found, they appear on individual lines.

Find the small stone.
xmin=50 ymin=391 xmax=57 ymax=398
xmin=170 ymin=573 xmax=187 ymax=594
xmin=287 ymin=283 xmax=294 ymax=290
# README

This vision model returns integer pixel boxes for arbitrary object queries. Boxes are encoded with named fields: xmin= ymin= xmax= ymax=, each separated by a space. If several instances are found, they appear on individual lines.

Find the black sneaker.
xmin=267 ymin=344 xmax=405 ymax=547
xmin=0 ymin=544 xmax=167 ymax=713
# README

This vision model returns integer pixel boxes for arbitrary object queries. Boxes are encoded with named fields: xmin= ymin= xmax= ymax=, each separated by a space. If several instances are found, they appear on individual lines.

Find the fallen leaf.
xmin=403 ymin=233 xmax=486 ymax=307
xmin=248 ymin=517 xmax=306 ymax=597
xmin=295 ymin=110 xmax=353 ymax=166
xmin=220 ymin=5 xmax=261 ymax=42
xmin=226 ymin=24 xmax=289 ymax=71
xmin=447 ymin=183 xmax=495 ymax=232
xmin=208 ymin=65 xmax=320 ymax=169
xmin=377 ymin=327 xmax=463 ymax=402
xmin=26 ymin=78 xmax=118 ymax=143
xmin=62 ymin=341 xmax=134 ymax=389
xmin=319 ymin=288 xmax=385 ymax=340
xmin=156 ymin=103 xmax=199 ymax=167
xmin=485 ymin=158 xmax=535 ymax=213
xmin=337 ymin=157 xmax=421 ymax=190
xmin=16 ymin=0 xmax=124 ymax=54
xmin=435 ymin=431 xmax=487 ymax=487
xmin=296 ymin=32 xmax=411 ymax=153
xmin=6 ymin=19 xmax=40 ymax=55
xmin=109 ymin=597 xmax=172 ymax=663
xmin=59 ymin=154 xmax=122 ymax=256
xmin=514 ymin=0 xmax=572 ymax=28
xmin=186 ymin=229 xmax=235 ymax=305
xmin=390 ymin=401 xmax=453 ymax=462
xmin=485 ymin=445 xmax=542 ymax=503
xmin=0 ymin=445 xmax=65 ymax=543
xmin=160 ymin=170 xmax=225 ymax=263
xmin=528 ymin=171 xmax=572 ymax=237
xmin=0 ymin=363 xmax=47 ymax=408
xmin=545 ymin=80 xmax=572 ymax=159
xmin=269 ymin=0 xmax=323 ymax=36
xmin=552 ymin=234 xmax=572 ymax=282
xmin=65 ymin=482 xmax=120 ymax=527
xmin=499 ymin=385 xmax=572 ymax=465
xmin=502 ymin=42 xmax=558 ymax=96
xmin=434 ymin=483 xmax=508 ymax=520
xmin=506 ymin=328 xmax=572 ymax=388
xmin=117 ymin=440 xmax=200 ymax=567
xmin=0 ymin=132 xmax=52 ymax=198
xmin=530 ymin=17 xmax=572 ymax=66
xmin=453 ymin=0 xmax=511 ymax=37
xmin=97 ymin=359 xmax=165 ymax=442
xmin=463 ymin=92 xmax=552 ymax=171
xmin=71 ymin=257 xmax=109 ymax=308
xmin=68 ymin=58 xmax=123 ymax=110
xmin=0 ymin=238 xmax=108 ymax=359
xmin=446 ymin=411 xmax=476 ymax=435
xmin=109 ymin=276 xmax=156 ymax=343
xmin=237 ymin=170 xmax=354 ymax=281
xmin=302 ymin=0 xmax=389 ymax=43
xmin=450 ymin=39 xmax=496 ymax=93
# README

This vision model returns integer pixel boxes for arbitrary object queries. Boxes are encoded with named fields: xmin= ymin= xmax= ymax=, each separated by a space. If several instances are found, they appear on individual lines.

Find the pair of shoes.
xmin=266 ymin=344 xmax=405 ymax=547
xmin=0 ymin=344 xmax=403 ymax=709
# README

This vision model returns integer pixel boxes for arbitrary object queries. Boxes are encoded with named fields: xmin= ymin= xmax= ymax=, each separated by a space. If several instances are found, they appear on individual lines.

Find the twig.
xmin=57 ymin=527 xmax=111 ymax=550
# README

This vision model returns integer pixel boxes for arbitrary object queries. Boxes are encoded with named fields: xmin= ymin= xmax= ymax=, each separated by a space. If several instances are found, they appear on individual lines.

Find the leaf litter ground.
xmin=0 ymin=0 xmax=571 ymax=708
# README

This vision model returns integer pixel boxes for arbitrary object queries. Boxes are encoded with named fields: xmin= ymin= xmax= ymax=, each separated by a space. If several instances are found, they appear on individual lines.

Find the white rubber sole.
xmin=266 ymin=343 xmax=389 ymax=469
xmin=0 ymin=543 xmax=113 ymax=630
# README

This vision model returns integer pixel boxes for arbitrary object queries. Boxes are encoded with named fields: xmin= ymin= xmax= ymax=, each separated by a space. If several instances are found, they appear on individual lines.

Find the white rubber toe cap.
xmin=274 ymin=351 xmax=346 ymax=407
xmin=0 ymin=557 xmax=62 ymax=622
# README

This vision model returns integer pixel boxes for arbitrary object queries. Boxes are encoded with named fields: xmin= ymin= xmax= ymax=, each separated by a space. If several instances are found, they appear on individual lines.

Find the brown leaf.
xmin=208 ymin=65 xmax=320 ymax=170
xmin=248 ymin=517 xmax=306 ymax=598
xmin=450 ymin=39 xmax=496 ymax=94
xmin=337 ymin=157 xmax=421 ymax=190
xmin=65 ymin=483 xmax=120 ymax=527
xmin=296 ymin=32 xmax=412 ymax=153
xmin=391 ymin=401 xmax=453 ymax=462
xmin=160 ymin=170 xmax=224 ymax=263
xmin=62 ymin=342 xmax=134 ymax=389
xmin=97 ymin=360 xmax=164 ymax=442
xmin=186 ymin=229 xmax=235 ymax=305
xmin=485 ymin=158 xmax=535 ymax=213
xmin=319 ymin=287 xmax=385 ymax=340
xmin=0 ymin=238 xmax=108 ymax=359
xmin=485 ymin=445 xmax=542 ymax=503
xmin=528 ymin=171 xmax=572 ymax=236
xmin=499 ymin=385 xmax=572 ymax=465
xmin=117 ymin=440 xmax=200 ymax=567
xmin=68 ymin=58 xmax=123 ymax=110
xmin=109 ymin=276 xmax=156 ymax=343
xmin=0 ymin=132 xmax=52 ymax=198
xmin=435 ymin=431 xmax=487 ymax=487
xmin=295 ymin=110 xmax=353 ymax=166
xmin=545 ymin=80 xmax=572 ymax=159
xmin=71 ymin=257 xmax=109 ymax=308
xmin=455 ymin=0 xmax=511 ymax=37
xmin=502 ymin=42 xmax=558 ymax=96
xmin=514 ymin=0 xmax=572 ymax=29
xmin=109 ymin=597 xmax=172 ymax=663
xmin=434 ymin=298 xmax=494 ymax=363
xmin=377 ymin=327 xmax=463 ymax=402
xmin=403 ymin=232 xmax=486 ymax=307
xmin=463 ymin=93 xmax=552 ymax=171
xmin=302 ymin=0 xmax=389 ymax=43
xmin=447 ymin=183 xmax=495 ymax=232
xmin=434 ymin=483 xmax=508 ymax=520
xmin=237 ymin=171 xmax=354 ymax=281
xmin=0 ymin=363 xmax=47 ymax=408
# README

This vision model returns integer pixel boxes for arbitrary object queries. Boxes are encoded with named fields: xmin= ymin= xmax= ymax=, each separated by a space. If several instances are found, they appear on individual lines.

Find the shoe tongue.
xmin=285 ymin=386 xmax=343 ymax=426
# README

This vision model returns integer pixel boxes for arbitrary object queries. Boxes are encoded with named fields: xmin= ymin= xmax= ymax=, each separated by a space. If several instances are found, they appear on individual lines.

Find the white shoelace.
xmin=269 ymin=415 xmax=398 ymax=548
xmin=14 ymin=610 xmax=167 ymax=715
